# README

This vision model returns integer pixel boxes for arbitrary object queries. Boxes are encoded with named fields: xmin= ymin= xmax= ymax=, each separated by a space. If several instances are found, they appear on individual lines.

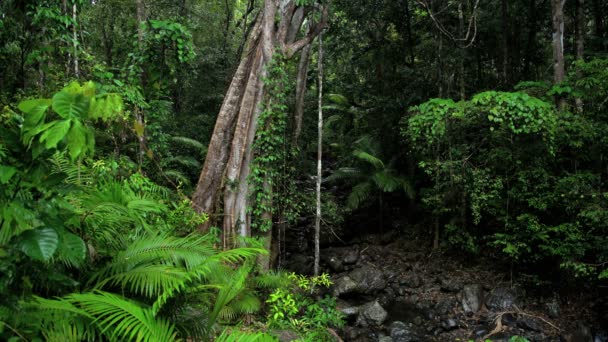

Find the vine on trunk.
xmin=249 ymin=55 xmax=290 ymax=232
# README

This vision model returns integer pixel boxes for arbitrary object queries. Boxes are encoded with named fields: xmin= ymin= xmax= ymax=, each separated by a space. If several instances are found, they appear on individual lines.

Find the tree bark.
xmin=192 ymin=0 xmax=328 ymax=249
xmin=523 ymin=0 xmax=538 ymax=77
xmin=293 ymin=42 xmax=312 ymax=146
xmin=575 ymin=0 xmax=585 ymax=113
xmin=314 ymin=32 xmax=323 ymax=276
xmin=552 ymin=0 xmax=567 ymax=109
xmin=458 ymin=1 xmax=466 ymax=100
xmin=135 ymin=0 xmax=148 ymax=168
xmin=501 ymin=0 xmax=510 ymax=86
xmin=593 ymin=0 xmax=605 ymax=50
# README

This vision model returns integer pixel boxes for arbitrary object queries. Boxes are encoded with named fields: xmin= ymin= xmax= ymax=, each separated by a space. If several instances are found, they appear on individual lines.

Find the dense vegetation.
xmin=1 ymin=0 xmax=607 ymax=340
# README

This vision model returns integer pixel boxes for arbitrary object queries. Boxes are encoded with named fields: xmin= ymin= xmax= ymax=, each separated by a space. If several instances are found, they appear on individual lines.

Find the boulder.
xmin=272 ymin=329 xmax=300 ymax=342
xmin=517 ymin=317 xmax=542 ymax=332
xmin=461 ymin=284 xmax=483 ymax=313
xmin=333 ymin=276 xmax=358 ymax=297
xmin=327 ymin=256 xmax=344 ymax=272
xmin=399 ymin=275 xmax=423 ymax=289
xmin=356 ymin=300 xmax=388 ymax=327
xmin=390 ymin=321 xmax=420 ymax=342
xmin=343 ymin=249 xmax=359 ymax=265
xmin=349 ymin=265 xmax=386 ymax=294
xmin=485 ymin=287 xmax=520 ymax=311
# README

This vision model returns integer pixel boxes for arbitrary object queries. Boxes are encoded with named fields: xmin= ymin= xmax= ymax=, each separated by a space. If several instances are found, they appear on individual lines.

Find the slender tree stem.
xmin=314 ymin=31 xmax=323 ymax=276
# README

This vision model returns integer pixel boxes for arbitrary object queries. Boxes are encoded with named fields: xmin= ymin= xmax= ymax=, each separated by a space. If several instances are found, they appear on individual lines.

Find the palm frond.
xmin=325 ymin=167 xmax=365 ymax=183
xmin=166 ymin=156 xmax=201 ymax=170
xmin=353 ymin=149 xmax=384 ymax=170
xmin=163 ymin=169 xmax=192 ymax=186
xmin=347 ymin=181 xmax=372 ymax=210
xmin=171 ymin=136 xmax=207 ymax=155
xmin=371 ymin=171 xmax=401 ymax=192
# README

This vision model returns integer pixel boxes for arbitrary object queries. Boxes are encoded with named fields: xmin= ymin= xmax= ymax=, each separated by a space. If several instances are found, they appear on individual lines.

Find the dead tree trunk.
xmin=193 ymin=1 xmax=328 ymax=255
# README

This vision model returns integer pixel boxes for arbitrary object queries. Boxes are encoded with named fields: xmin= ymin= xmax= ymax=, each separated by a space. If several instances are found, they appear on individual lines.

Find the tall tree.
xmin=575 ymin=0 xmax=585 ymax=112
xmin=192 ymin=1 xmax=328 ymax=253
xmin=552 ymin=0 xmax=566 ymax=109
xmin=314 ymin=31 xmax=324 ymax=276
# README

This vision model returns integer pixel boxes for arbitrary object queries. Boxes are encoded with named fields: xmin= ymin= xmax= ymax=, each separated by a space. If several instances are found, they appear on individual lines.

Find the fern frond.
xmin=64 ymin=291 xmax=178 ymax=342
xmin=215 ymin=329 xmax=278 ymax=342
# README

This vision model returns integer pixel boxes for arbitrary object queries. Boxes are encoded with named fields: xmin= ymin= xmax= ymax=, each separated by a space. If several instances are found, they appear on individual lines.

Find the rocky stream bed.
xmin=284 ymin=232 xmax=608 ymax=342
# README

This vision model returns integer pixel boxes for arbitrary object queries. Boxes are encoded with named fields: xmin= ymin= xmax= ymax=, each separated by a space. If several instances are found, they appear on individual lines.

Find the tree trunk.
xmin=135 ymin=0 xmax=148 ymax=168
xmin=552 ymin=0 xmax=566 ymax=109
xmin=72 ymin=2 xmax=79 ymax=79
xmin=458 ymin=2 xmax=466 ymax=100
xmin=293 ymin=42 xmax=312 ymax=146
xmin=523 ymin=0 xmax=538 ymax=77
xmin=192 ymin=1 xmax=328 ymax=253
xmin=501 ymin=0 xmax=510 ymax=86
xmin=314 ymin=32 xmax=323 ymax=276
xmin=575 ymin=0 xmax=585 ymax=113
xmin=593 ymin=0 xmax=605 ymax=50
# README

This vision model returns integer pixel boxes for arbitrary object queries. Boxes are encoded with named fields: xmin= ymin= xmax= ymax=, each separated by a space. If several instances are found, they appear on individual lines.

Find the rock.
xmin=413 ymin=316 xmax=423 ymax=326
xmin=517 ymin=317 xmax=542 ymax=332
xmin=440 ymin=279 xmax=462 ymax=293
xmin=343 ymin=326 xmax=362 ymax=341
xmin=595 ymin=332 xmax=608 ymax=342
xmin=390 ymin=321 xmax=420 ymax=342
xmin=378 ymin=337 xmax=393 ymax=342
xmin=343 ymin=249 xmax=359 ymax=265
xmin=562 ymin=322 xmax=593 ymax=342
xmin=336 ymin=300 xmax=359 ymax=321
xmin=327 ymin=256 xmax=344 ymax=272
xmin=272 ymin=329 xmax=300 ymax=341
xmin=499 ymin=313 xmax=516 ymax=327
xmin=435 ymin=299 xmax=458 ymax=315
xmin=333 ymin=276 xmax=358 ymax=297
xmin=461 ymin=284 xmax=483 ymax=313
xmin=349 ymin=265 xmax=386 ymax=294
xmin=485 ymin=287 xmax=520 ymax=311
xmin=356 ymin=300 xmax=388 ymax=327
xmin=400 ymin=275 xmax=423 ymax=289
xmin=546 ymin=299 xmax=560 ymax=318
xmin=441 ymin=318 xmax=458 ymax=331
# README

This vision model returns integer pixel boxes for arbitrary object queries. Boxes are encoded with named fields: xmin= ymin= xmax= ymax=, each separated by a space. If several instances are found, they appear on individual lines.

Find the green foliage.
xmin=403 ymin=83 xmax=608 ymax=280
xmin=265 ymin=273 xmax=344 ymax=340
xmin=329 ymin=135 xmax=414 ymax=210
xmin=249 ymin=55 xmax=291 ymax=232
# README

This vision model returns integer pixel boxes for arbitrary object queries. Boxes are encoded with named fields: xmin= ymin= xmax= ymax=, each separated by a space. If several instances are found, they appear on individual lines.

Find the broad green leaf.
xmin=52 ymin=91 xmax=89 ymax=119
xmin=57 ymin=231 xmax=87 ymax=267
xmin=67 ymin=120 xmax=87 ymax=160
xmin=40 ymin=119 xmax=71 ymax=149
xmin=19 ymin=227 xmax=59 ymax=261
xmin=18 ymin=99 xmax=51 ymax=127
xmin=0 ymin=165 xmax=17 ymax=184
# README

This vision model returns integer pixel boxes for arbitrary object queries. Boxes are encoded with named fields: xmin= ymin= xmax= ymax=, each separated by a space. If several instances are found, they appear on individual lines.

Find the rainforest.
xmin=0 ymin=0 xmax=607 ymax=341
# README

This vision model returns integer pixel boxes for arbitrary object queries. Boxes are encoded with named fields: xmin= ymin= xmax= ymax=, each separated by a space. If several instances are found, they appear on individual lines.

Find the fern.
xmin=215 ymin=329 xmax=278 ymax=342
xmin=61 ymin=291 xmax=178 ymax=342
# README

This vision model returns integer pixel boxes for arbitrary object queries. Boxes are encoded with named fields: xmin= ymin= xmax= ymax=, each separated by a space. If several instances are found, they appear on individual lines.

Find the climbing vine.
xmin=249 ymin=55 xmax=290 ymax=232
